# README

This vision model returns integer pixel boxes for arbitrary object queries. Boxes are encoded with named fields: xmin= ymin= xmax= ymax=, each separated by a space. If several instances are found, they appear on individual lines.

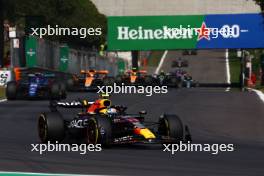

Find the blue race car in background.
xmin=6 ymin=72 xmax=66 ymax=100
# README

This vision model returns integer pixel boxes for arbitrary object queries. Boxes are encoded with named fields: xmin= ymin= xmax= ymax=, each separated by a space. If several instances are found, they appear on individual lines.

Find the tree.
xmin=3 ymin=0 xmax=107 ymax=48
xmin=253 ymin=0 xmax=264 ymax=12
xmin=0 ymin=0 xmax=3 ymax=67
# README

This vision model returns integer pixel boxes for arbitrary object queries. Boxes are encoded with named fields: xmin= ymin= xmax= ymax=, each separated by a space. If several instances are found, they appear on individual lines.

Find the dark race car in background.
xmin=66 ymin=69 xmax=115 ymax=91
xmin=172 ymin=69 xmax=199 ymax=88
xmin=172 ymin=57 xmax=189 ymax=68
xmin=182 ymin=50 xmax=197 ymax=55
xmin=153 ymin=71 xmax=182 ymax=88
xmin=38 ymin=98 xmax=192 ymax=146
xmin=153 ymin=70 xmax=199 ymax=88
xmin=6 ymin=72 xmax=66 ymax=100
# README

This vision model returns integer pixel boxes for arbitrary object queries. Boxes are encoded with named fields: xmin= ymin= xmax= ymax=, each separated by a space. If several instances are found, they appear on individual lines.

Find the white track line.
xmin=225 ymin=49 xmax=231 ymax=92
xmin=155 ymin=50 xmax=168 ymax=75
xmin=247 ymin=88 xmax=264 ymax=103
xmin=0 ymin=171 xmax=108 ymax=176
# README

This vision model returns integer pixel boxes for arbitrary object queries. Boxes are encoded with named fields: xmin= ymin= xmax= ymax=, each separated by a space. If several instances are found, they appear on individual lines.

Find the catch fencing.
xmin=11 ymin=36 xmax=121 ymax=76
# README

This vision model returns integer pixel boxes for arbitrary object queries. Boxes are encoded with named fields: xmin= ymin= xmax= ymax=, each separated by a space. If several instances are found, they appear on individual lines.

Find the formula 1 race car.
xmin=66 ymin=69 xmax=115 ymax=91
xmin=153 ymin=71 xmax=183 ymax=88
xmin=38 ymin=95 xmax=192 ymax=146
xmin=171 ymin=69 xmax=199 ymax=88
xmin=182 ymin=73 xmax=199 ymax=88
xmin=172 ymin=58 xmax=189 ymax=68
xmin=182 ymin=50 xmax=197 ymax=55
xmin=6 ymin=72 xmax=66 ymax=100
xmin=115 ymin=68 xmax=154 ymax=86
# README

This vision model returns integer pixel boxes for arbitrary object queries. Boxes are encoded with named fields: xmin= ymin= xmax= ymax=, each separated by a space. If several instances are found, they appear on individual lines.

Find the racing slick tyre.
xmin=86 ymin=116 xmax=112 ymax=147
xmin=158 ymin=114 xmax=184 ymax=142
xmin=6 ymin=81 xmax=17 ymax=100
xmin=38 ymin=112 xmax=65 ymax=143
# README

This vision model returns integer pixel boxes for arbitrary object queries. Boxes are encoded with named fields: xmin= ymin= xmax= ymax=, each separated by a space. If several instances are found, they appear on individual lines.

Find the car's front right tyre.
xmin=6 ymin=81 xmax=17 ymax=100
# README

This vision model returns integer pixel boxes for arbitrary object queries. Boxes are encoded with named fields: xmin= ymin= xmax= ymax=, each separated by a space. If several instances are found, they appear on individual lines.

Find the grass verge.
xmin=229 ymin=49 xmax=264 ymax=91
xmin=0 ymin=87 xmax=5 ymax=99
xmin=229 ymin=51 xmax=241 ymax=83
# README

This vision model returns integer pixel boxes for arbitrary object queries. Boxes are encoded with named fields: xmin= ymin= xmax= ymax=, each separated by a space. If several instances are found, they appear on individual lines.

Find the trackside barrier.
xmin=23 ymin=36 xmax=122 ymax=77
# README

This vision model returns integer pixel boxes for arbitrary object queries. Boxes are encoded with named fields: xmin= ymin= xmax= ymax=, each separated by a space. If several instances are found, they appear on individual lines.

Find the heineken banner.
xmin=59 ymin=45 xmax=69 ymax=72
xmin=107 ymin=14 xmax=264 ymax=50
xmin=25 ymin=36 xmax=37 ymax=67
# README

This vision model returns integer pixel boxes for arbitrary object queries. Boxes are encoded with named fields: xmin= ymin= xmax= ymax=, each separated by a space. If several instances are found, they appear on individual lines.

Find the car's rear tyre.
xmin=158 ymin=114 xmax=184 ymax=142
xmin=86 ymin=116 xmax=112 ymax=147
xmin=38 ymin=112 xmax=65 ymax=143
xmin=6 ymin=81 xmax=17 ymax=100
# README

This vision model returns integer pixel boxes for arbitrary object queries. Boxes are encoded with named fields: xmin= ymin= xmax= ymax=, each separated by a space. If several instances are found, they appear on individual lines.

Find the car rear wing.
xmin=49 ymin=100 xmax=94 ymax=111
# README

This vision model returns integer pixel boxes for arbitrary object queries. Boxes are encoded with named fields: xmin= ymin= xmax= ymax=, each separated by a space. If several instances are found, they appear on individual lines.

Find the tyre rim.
xmin=87 ymin=120 xmax=98 ymax=144
xmin=38 ymin=115 xmax=47 ymax=142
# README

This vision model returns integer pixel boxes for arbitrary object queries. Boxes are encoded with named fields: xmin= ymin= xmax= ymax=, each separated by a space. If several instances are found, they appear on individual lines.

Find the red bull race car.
xmin=38 ymin=94 xmax=192 ymax=146
xmin=66 ymin=69 xmax=115 ymax=91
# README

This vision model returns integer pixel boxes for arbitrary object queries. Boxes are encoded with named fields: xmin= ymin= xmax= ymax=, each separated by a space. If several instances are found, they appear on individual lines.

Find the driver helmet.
xmin=107 ymin=108 xmax=117 ymax=114
xmin=99 ymin=107 xmax=117 ymax=115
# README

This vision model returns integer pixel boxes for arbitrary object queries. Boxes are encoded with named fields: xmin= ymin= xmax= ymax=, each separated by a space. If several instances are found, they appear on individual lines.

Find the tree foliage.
xmin=253 ymin=0 xmax=264 ymax=12
xmin=3 ymin=0 xmax=107 ymax=48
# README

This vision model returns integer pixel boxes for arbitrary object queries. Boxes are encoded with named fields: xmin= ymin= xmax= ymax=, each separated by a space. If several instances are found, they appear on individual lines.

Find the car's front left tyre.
xmin=86 ymin=116 xmax=112 ymax=147
xmin=6 ymin=81 xmax=17 ymax=100
xmin=38 ymin=112 xmax=65 ymax=143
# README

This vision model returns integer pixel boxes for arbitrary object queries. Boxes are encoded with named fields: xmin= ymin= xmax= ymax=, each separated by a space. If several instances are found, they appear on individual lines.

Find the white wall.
xmin=91 ymin=0 xmax=260 ymax=16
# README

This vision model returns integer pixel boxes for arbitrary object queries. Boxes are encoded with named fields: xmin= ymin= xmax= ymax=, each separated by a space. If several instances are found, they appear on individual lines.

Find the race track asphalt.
xmin=0 ymin=88 xmax=264 ymax=176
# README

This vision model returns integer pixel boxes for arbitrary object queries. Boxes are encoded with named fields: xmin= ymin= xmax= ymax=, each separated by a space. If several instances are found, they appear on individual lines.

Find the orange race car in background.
xmin=115 ymin=68 xmax=155 ymax=86
xmin=66 ymin=69 xmax=115 ymax=91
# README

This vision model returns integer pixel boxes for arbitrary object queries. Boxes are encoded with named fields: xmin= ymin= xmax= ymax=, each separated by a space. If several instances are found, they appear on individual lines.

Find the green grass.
xmin=147 ymin=51 xmax=165 ymax=67
xmin=229 ymin=49 xmax=264 ymax=90
xmin=229 ymin=51 xmax=241 ymax=83
xmin=0 ymin=87 xmax=5 ymax=99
